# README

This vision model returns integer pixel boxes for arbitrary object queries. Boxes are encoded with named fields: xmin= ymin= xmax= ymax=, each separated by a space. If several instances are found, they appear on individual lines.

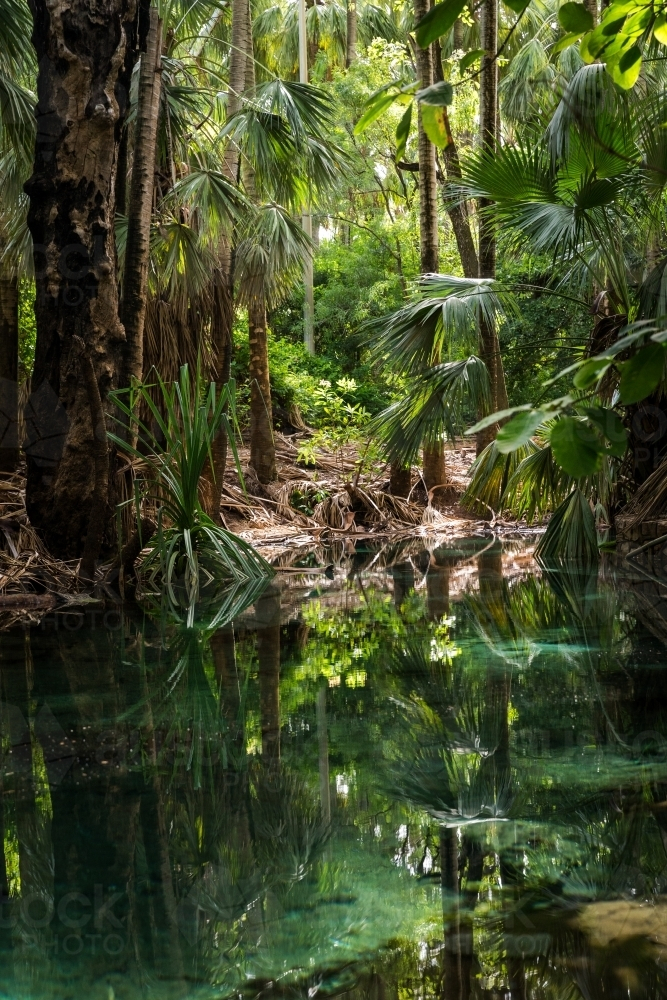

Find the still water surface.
xmin=0 ymin=536 xmax=666 ymax=999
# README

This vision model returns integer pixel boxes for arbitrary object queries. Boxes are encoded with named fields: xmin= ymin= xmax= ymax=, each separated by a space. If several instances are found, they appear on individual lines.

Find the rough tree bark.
xmin=414 ymin=0 xmax=446 ymax=494
xmin=477 ymin=0 xmax=508 ymax=453
xmin=121 ymin=6 xmax=162 ymax=388
xmin=201 ymin=0 xmax=252 ymax=518
xmin=242 ymin=0 xmax=277 ymax=485
xmin=346 ymin=0 xmax=357 ymax=66
xmin=24 ymin=0 xmax=135 ymax=558
xmin=433 ymin=41 xmax=478 ymax=279
xmin=0 ymin=265 xmax=19 ymax=473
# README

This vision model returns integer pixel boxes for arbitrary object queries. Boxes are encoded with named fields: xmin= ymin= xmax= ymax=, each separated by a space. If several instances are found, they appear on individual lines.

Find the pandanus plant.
xmin=109 ymin=362 xmax=272 ymax=609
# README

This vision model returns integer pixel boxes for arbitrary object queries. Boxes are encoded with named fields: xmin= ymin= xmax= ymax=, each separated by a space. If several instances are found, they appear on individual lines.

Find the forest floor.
xmin=0 ymin=432 xmax=533 ymax=609
xmin=221 ymin=431 xmax=503 ymax=562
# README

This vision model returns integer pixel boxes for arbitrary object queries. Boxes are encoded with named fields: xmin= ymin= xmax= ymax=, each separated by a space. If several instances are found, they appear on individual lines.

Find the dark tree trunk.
xmin=414 ymin=1 xmax=446 ymax=488
xmin=414 ymin=0 xmax=439 ymax=276
xmin=390 ymin=459 xmax=411 ymax=497
xmin=0 ymin=267 xmax=19 ymax=473
xmin=423 ymin=443 xmax=447 ymax=494
xmin=202 ymin=261 xmax=234 ymax=520
xmin=121 ymin=6 xmax=162 ymax=388
xmin=248 ymin=294 xmax=277 ymax=484
xmin=433 ymin=42 xmax=478 ymax=280
xmin=346 ymin=0 xmax=357 ymax=66
xmin=477 ymin=0 xmax=508 ymax=453
xmin=242 ymin=6 xmax=277 ymax=485
xmin=24 ymin=0 xmax=135 ymax=558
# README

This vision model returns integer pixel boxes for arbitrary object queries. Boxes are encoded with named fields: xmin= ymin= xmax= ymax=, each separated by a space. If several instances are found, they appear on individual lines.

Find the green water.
xmin=1 ymin=536 xmax=667 ymax=999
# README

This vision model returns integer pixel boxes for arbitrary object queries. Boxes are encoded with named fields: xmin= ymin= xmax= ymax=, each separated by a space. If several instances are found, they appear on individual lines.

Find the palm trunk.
xmin=390 ymin=459 xmax=412 ymax=497
xmin=248 ymin=293 xmax=277 ymax=483
xmin=202 ymin=0 xmax=252 ymax=519
xmin=414 ymin=0 xmax=446 ymax=492
xmin=0 ymin=266 xmax=19 ymax=473
xmin=477 ymin=0 xmax=508 ymax=453
xmin=242 ymin=0 xmax=277 ymax=485
xmin=432 ymin=43 xmax=478 ymax=279
xmin=346 ymin=0 xmax=357 ymax=66
xmin=122 ymin=7 xmax=162 ymax=388
xmin=24 ymin=0 xmax=134 ymax=558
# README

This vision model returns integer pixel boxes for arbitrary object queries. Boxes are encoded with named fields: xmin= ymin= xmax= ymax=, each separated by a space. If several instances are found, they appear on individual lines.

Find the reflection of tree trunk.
xmin=427 ymin=552 xmax=450 ymax=621
xmin=392 ymin=560 xmax=415 ymax=609
xmin=256 ymin=585 xmax=281 ymax=765
xmin=138 ymin=662 xmax=184 ymax=982
xmin=0 ymin=265 xmax=19 ymax=473
xmin=317 ymin=684 xmax=331 ymax=823
xmin=440 ymin=827 xmax=470 ymax=1000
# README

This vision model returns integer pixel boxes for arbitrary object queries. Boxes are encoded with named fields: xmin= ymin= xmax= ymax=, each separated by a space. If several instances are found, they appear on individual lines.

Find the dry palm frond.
xmin=619 ymin=459 xmax=667 ymax=528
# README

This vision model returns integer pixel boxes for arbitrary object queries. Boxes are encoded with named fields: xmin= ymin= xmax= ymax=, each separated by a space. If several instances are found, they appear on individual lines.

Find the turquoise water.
xmin=1 ymin=536 xmax=667 ymax=999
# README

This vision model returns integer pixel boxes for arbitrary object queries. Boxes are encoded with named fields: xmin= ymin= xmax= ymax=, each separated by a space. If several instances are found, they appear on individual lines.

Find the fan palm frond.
xmin=371 ymin=356 xmax=491 ymax=464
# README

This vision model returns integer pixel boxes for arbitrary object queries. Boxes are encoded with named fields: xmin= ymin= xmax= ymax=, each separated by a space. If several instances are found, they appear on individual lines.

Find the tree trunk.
xmin=242 ymin=1 xmax=277 ymax=485
xmin=414 ymin=0 xmax=439 ymax=276
xmin=390 ymin=459 xmax=412 ymax=497
xmin=24 ymin=0 xmax=134 ymax=558
xmin=202 ymin=260 xmax=234 ymax=520
xmin=346 ymin=0 xmax=357 ymax=66
xmin=477 ymin=0 xmax=508 ymax=454
xmin=248 ymin=295 xmax=277 ymax=483
xmin=414 ymin=2 xmax=446 ymax=488
xmin=433 ymin=41 xmax=478 ymax=279
xmin=121 ymin=7 xmax=162 ymax=388
xmin=0 ymin=267 xmax=19 ymax=473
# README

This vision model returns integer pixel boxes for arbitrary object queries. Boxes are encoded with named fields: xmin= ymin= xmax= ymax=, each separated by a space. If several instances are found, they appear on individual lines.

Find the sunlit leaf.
xmin=459 ymin=48 xmax=484 ymax=71
xmin=415 ymin=0 xmax=467 ymax=48
xmin=395 ymin=103 xmax=413 ymax=162
xmin=610 ymin=43 xmax=642 ymax=88
xmin=354 ymin=91 xmax=398 ymax=134
xmin=558 ymin=2 xmax=593 ymax=33
xmin=496 ymin=410 xmax=546 ymax=453
xmin=654 ymin=11 xmax=667 ymax=43
xmin=416 ymin=81 xmax=453 ymax=106
xmin=421 ymin=105 xmax=449 ymax=148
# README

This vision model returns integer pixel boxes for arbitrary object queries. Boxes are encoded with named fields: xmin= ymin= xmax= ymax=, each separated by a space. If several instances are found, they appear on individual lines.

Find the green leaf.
xmin=618 ymin=342 xmax=666 ymax=404
xmin=421 ymin=105 xmax=449 ymax=148
xmin=466 ymin=404 xmax=535 ymax=435
xmin=415 ymin=0 xmax=467 ymax=48
xmin=496 ymin=410 xmax=546 ymax=453
xmin=416 ymin=81 xmax=454 ymax=106
xmin=553 ymin=31 xmax=584 ymax=53
xmin=503 ymin=0 xmax=530 ymax=12
xmin=550 ymin=417 xmax=603 ymax=478
xmin=580 ymin=405 xmax=628 ymax=457
xmin=610 ymin=43 xmax=642 ymax=88
xmin=655 ymin=11 xmax=667 ymax=44
xmin=395 ymin=103 xmax=413 ymax=162
xmin=573 ymin=358 xmax=611 ymax=389
xmin=459 ymin=48 xmax=484 ymax=71
xmin=354 ymin=91 xmax=399 ymax=134
xmin=558 ymin=2 xmax=593 ymax=32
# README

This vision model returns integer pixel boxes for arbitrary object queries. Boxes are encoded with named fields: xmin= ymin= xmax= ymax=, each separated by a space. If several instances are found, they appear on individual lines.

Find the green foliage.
xmin=109 ymin=363 xmax=272 ymax=608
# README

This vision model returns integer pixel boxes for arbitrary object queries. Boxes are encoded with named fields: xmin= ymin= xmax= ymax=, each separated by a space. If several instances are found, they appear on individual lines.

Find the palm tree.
xmin=0 ymin=0 xmax=34 ymax=473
